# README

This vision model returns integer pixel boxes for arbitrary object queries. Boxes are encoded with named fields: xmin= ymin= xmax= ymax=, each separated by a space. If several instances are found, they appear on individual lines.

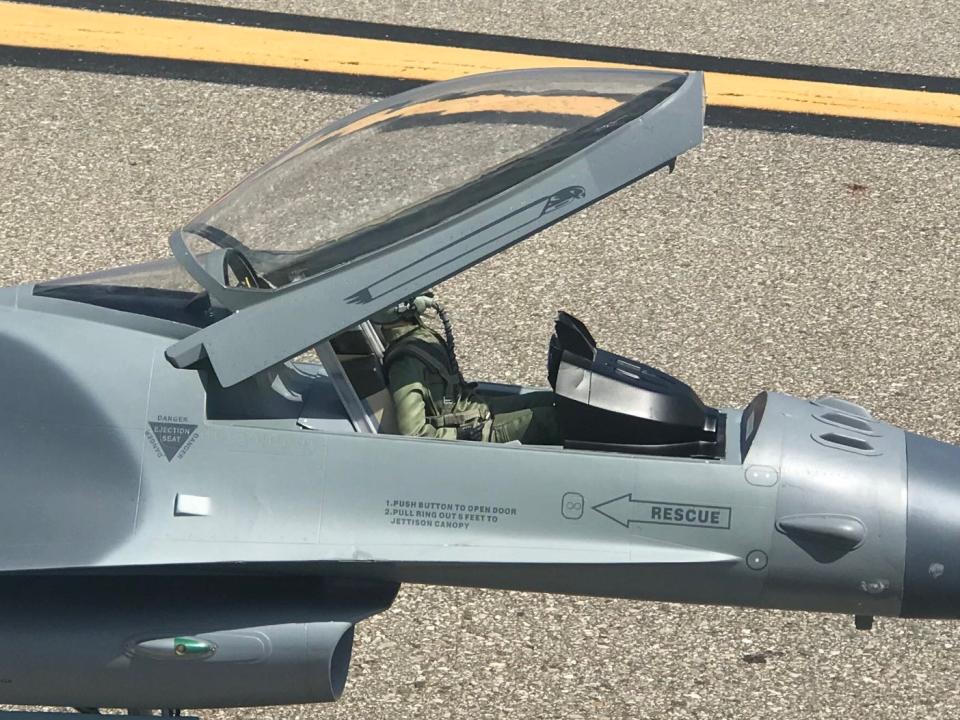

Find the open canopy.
xmin=179 ymin=69 xmax=688 ymax=292
xmin=165 ymin=67 xmax=705 ymax=386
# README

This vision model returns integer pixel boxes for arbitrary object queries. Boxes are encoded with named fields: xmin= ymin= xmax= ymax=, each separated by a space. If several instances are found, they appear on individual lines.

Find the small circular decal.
xmin=746 ymin=550 xmax=768 ymax=571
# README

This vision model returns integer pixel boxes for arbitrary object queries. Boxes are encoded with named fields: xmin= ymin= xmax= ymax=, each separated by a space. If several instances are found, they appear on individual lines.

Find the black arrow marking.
xmin=592 ymin=494 xmax=732 ymax=530
xmin=592 ymin=493 xmax=644 ymax=528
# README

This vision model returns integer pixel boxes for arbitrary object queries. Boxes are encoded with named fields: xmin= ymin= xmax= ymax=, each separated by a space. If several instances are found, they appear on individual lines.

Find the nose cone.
xmin=903 ymin=432 xmax=960 ymax=618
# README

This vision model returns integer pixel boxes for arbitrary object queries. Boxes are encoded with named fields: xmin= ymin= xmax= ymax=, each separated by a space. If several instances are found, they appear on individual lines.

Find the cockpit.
xmin=304 ymin=301 xmax=725 ymax=459
xmin=28 ymin=66 xmax=711 ymax=458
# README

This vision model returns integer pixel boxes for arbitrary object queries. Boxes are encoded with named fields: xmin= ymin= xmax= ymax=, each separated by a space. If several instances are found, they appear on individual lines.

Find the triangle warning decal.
xmin=148 ymin=421 xmax=198 ymax=462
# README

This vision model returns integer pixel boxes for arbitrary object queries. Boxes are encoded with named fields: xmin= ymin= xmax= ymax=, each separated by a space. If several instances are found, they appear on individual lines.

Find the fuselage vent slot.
xmin=815 ymin=411 xmax=878 ymax=436
xmin=812 ymin=431 xmax=879 ymax=456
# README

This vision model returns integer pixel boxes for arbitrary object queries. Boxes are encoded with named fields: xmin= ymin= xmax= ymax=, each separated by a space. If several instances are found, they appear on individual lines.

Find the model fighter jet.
xmin=1 ymin=67 xmax=958 ymax=716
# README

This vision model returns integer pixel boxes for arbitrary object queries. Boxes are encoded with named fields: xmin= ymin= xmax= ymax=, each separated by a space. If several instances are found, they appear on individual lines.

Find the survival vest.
xmin=382 ymin=326 xmax=490 ymax=429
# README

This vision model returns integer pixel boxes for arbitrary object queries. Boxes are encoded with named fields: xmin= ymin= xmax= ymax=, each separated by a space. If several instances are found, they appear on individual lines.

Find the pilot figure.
xmin=375 ymin=294 xmax=562 ymax=444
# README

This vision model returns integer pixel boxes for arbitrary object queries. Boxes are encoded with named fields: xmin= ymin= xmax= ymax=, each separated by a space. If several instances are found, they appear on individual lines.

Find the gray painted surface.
xmin=0 ymin=291 xmax=921 ymax=615
xmin=1 ymin=67 xmax=957 ymax=712
xmin=0 ymin=577 xmax=396 ymax=708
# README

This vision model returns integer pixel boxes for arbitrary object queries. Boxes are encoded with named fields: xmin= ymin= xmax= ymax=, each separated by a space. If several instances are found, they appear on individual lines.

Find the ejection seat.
xmin=547 ymin=312 xmax=725 ymax=458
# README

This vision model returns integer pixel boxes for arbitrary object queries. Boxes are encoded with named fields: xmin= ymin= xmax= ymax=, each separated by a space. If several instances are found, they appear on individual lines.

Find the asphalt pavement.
xmin=171 ymin=0 xmax=960 ymax=76
xmin=1 ymin=1 xmax=959 ymax=718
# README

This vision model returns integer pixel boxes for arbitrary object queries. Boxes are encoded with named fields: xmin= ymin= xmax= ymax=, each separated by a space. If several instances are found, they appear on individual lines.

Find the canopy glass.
xmin=179 ymin=69 xmax=687 ymax=289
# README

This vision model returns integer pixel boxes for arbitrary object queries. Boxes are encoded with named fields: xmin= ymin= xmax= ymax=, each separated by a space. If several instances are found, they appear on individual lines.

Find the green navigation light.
xmin=173 ymin=637 xmax=212 ymax=657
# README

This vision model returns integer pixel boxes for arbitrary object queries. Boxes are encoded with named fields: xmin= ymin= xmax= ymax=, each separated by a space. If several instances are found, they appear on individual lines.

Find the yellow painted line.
xmin=2 ymin=1 xmax=959 ymax=128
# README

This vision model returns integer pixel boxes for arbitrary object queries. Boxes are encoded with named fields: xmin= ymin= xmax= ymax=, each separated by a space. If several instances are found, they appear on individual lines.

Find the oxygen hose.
xmin=401 ymin=294 xmax=464 ymax=381
xmin=435 ymin=303 xmax=463 ymax=381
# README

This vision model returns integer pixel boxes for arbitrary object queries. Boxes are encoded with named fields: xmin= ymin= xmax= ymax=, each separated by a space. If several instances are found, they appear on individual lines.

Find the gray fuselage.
xmin=2 ymin=282 xmax=953 ymax=622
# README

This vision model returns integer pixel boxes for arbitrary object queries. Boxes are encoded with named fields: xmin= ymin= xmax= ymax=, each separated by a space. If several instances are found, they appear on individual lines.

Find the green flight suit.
xmin=382 ymin=322 xmax=562 ymax=445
